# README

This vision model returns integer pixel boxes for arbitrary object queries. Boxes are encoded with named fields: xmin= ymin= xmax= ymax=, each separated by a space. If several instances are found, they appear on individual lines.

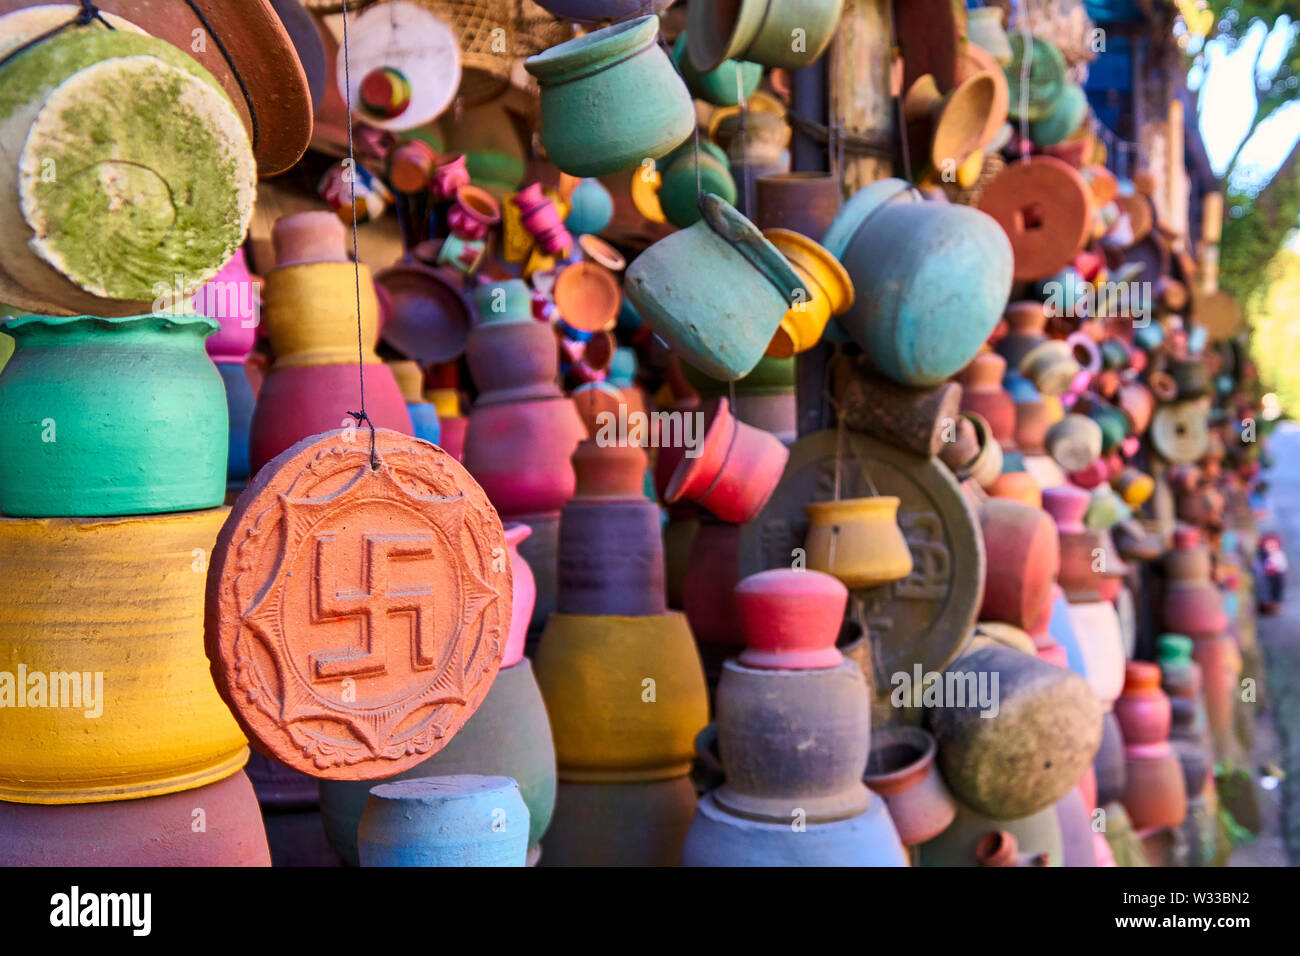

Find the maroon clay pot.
xmin=248 ymin=362 xmax=413 ymax=473
xmin=1191 ymin=634 xmax=1239 ymax=752
xmin=463 ymin=396 xmax=585 ymax=516
xmin=979 ymin=497 xmax=1060 ymax=629
xmin=1162 ymin=527 xmax=1228 ymax=639
xmin=0 ymin=770 xmax=270 ymax=866
xmin=754 ymin=172 xmax=842 ymax=238
xmin=466 ymin=319 xmax=561 ymax=404
xmin=1121 ymin=742 xmax=1188 ymax=831
xmin=959 ymin=352 xmax=1016 ymax=444
xmin=558 ymin=498 xmax=666 ymax=616
xmin=683 ymin=520 xmax=744 ymax=650
xmin=440 ymin=415 xmax=468 ymax=461
xmin=996 ymin=301 xmax=1049 ymax=371
xmin=1114 ymin=661 xmax=1172 ymax=747
xmin=863 ymin=726 xmax=957 ymax=846
xmin=734 ymin=569 xmax=848 ymax=670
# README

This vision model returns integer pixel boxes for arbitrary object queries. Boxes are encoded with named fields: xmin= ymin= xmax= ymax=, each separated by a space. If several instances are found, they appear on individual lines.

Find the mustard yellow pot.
xmin=803 ymin=496 xmax=915 ymax=590
xmin=0 ymin=509 xmax=248 ymax=804
xmin=262 ymin=261 xmax=381 ymax=367
xmin=534 ymin=612 xmax=709 ymax=782
xmin=762 ymin=229 xmax=854 ymax=359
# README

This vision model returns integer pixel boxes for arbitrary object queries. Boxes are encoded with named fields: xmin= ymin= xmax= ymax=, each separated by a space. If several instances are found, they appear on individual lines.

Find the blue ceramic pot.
xmin=565 ymin=178 xmax=614 ymax=236
xmin=407 ymin=401 xmax=442 ymax=446
xmin=681 ymin=791 xmax=908 ymax=866
xmin=217 ymin=361 xmax=255 ymax=484
xmin=1047 ymin=590 xmax=1089 ymax=678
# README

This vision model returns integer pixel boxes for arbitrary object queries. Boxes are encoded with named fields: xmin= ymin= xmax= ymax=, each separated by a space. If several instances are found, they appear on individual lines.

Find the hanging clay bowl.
xmin=755 ymin=172 xmax=842 ymax=238
xmin=1029 ymin=83 xmax=1088 ymax=146
xmin=578 ymin=234 xmax=627 ymax=272
xmin=978 ymin=156 xmax=1092 ymax=281
xmin=762 ymin=228 xmax=854 ymax=358
xmin=0 ymin=313 xmax=227 ymax=517
xmin=526 ymin=16 xmax=694 ymax=176
xmin=1150 ymin=400 xmax=1210 ymax=464
xmin=626 ymin=193 xmax=804 ymax=381
xmin=375 ymin=262 xmax=473 ymax=365
xmin=554 ymin=260 xmax=621 ymax=333
xmin=863 ymin=726 xmax=957 ymax=846
xmin=1004 ymin=33 xmax=1067 ymax=122
xmin=828 ymin=179 xmax=1013 ymax=386
xmin=903 ymin=71 xmax=1000 ymax=177
xmin=803 ymin=497 xmax=915 ymax=590
xmin=671 ymin=31 xmax=761 ymax=107
xmin=358 ymin=776 xmax=529 ymax=867
xmin=0 ymin=16 xmax=256 ymax=316
xmin=686 ymin=0 xmax=845 ymax=72
xmin=658 ymin=140 xmax=738 ymax=228
xmin=734 ymin=568 xmax=848 ymax=670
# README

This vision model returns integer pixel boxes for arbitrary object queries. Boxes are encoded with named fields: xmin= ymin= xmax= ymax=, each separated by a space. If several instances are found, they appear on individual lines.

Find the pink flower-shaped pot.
xmin=432 ymin=154 xmax=470 ymax=201
xmin=448 ymin=185 xmax=502 ymax=241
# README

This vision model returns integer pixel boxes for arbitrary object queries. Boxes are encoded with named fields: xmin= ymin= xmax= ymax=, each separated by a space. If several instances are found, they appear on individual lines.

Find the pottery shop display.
xmin=0 ymin=15 xmax=255 ymax=316
xmin=526 ymin=16 xmax=694 ymax=176
xmin=626 ymin=194 xmax=805 ymax=381
xmin=826 ymin=179 xmax=1013 ymax=386
xmin=687 ymin=0 xmax=844 ymax=71
xmin=0 ymin=313 xmax=227 ymax=517
xmin=863 ymin=726 xmax=957 ymax=846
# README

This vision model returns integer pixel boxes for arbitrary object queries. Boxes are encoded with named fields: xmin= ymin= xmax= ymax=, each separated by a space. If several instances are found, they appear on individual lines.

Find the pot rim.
xmin=863 ymin=725 xmax=937 ymax=790
xmin=762 ymin=227 xmax=855 ymax=314
xmin=524 ymin=15 xmax=659 ymax=85
xmin=2 ymin=311 xmax=219 ymax=338
xmin=686 ymin=0 xmax=765 ymax=72
xmin=803 ymin=494 xmax=902 ymax=519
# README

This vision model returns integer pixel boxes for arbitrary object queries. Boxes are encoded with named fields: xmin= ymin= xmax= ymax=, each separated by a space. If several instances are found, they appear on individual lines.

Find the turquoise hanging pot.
xmin=671 ymin=32 xmax=762 ymax=107
xmin=658 ymin=140 xmax=738 ymax=228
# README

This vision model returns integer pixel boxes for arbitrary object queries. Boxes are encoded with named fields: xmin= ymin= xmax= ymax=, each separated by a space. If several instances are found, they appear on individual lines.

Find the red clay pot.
xmin=1162 ymin=526 xmax=1228 ymax=638
xmin=1192 ymin=634 xmax=1239 ymax=754
xmin=863 ymin=726 xmax=957 ymax=846
xmin=1014 ymin=399 xmax=1050 ymax=454
xmin=1114 ymin=661 xmax=1171 ymax=746
xmin=463 ymin=396 xmax=586 ymax=516
xmin=979 ymin=497 xmax=1060 ymax=629
xmin=683 ymin=520 xmax=744 ymax=650
xmin=571 ymin=440 xmax=647 ymax=498
xmin=734 ymin=569 xmax=848 ymax=670
xmin=959 ymin=352 xmax=1016 ymax=444
xmin=248 ymin=363 xmax=412 ymax=473
xmin=996 ymin=300 xmax=1049 ymax=371
xmin=987 ymin=470 xmax=1041 ymax=508
xmin=1121 ymin=741 xmax=1188 ymax=831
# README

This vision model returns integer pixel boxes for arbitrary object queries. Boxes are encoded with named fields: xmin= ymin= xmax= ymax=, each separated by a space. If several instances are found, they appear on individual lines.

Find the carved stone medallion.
xmin=205 ymin=429 xmax=510 ymax=779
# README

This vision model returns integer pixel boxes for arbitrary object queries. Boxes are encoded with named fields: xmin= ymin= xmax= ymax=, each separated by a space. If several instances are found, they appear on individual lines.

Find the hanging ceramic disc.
xmin=739 ymin=429 xmax=984 ymax=686
xmin=1150 ymin=400 xmax=1210 ymax=465
xmin=978 ymin=155 xmax=1091 ymax=282
xmin=337 ymin=1 xmax=460 ymax=132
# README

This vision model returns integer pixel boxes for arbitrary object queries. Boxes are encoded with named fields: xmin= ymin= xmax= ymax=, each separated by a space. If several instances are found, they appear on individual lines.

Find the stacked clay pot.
xmin=248 ymin=211 xmax=412 ymax=473
xmin=462 ymin=298 xmax=585 ymax=642
xmin=681 ymin=570 xmax=908 ymax=866
xmin=0 ymin=310 xmax=266 ymax=865
xmin=1115 ymin=662 xmax=1188 ymax=832
xmin=1158 ymin=635 xmax=1212 ymax=799
xmin=197 ymin=247 xmax=260 ymax=493
xmin=535 ymin=389 xmax=708 ymax=865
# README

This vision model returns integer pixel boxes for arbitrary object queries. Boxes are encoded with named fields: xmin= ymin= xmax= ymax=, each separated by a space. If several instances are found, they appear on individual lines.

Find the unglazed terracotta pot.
xmin=927 ymin=643 xmax=1102 ymax=820
xmin=262 ymin=261 xmax=381 ymax=367
xmin=863 ymin=726 xmax=957 ymax=846
xmin=733 ymin=569 xmax=847 ymax=669
xmin=959 ymin=352 xmax=1015 ymax=441
xmin=762 ymin=228 xmax=854 ymax=358
xmin=1114 ymin=661 xmax=1172 ymax=746
xmin=358 ymin=775 xmax=529 ymax=867
xmin=0 ymin=770 xmax=269 ymax=866
xmin=465 ymin=316 xmax=561 ymax=404
xmin=973 ymin=830 xmax=1050 ymax=867
xmin=525 ymin=16 xmax=694 ymax=177
xmin=0 ymin=510 xmax=248 ymax=804
xmin=319 ymin=657 xmax=556 ymax=866
xmin=756 ymin=172 xmax=843 ymax=238
xmin=626 ymin=194 xmax=803 ymax=381
xmin=979 ymin=497 xmax=1060 ymax=630
xmin=918 ymin=801 xmax=1063 ymax=867
xmin=543 ymin=776 xmax=698 ymax=867
xmin=687 ymin=0 xmax=845 ymax=71
xmin=462 ymin=396 xmax=585 ymax=516
xmin=682 ymin=790 xmax=907 ymax=866
xmin=1162 ymin=526 xmax=1229 ymax=639
xmin=803 ymin=496 xmax=914 ymax=589
xmin=247 ymin=362 xmax=412 ymax=474
xmin=1121 ymin=742 xmax=1188 ymax=831
xmin=0 ymin=313 xmax=227 ymax=517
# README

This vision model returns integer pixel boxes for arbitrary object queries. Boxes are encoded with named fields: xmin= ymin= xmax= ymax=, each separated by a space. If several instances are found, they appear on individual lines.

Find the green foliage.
xmin=1244 ymin=246 xmax=1300 ymax=409
xmin=1220 ymin=141 xmax=1300 ymax=304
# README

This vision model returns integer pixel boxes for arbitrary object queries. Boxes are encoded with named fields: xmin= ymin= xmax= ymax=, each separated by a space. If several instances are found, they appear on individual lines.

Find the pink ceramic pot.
xmin=1162 ymin=527 xmax=1229 ymax=639
xmin=734 ymin=569 xmax=847 ymax=669
xmin=248 ymin=363 xmax=413 ymax=473
xmin=502 ymin=523 xmax=536 ymax=668
xmin=979 ymin=497 xmax=1060 ymax=630
xmin=1114 ymin=661 xmax=1172 ymax=746
xmin=664 ymin=397 xmax=789 ymax=524
xmin=1069 ymin=458 xmax=1110 ymax=489
xmin=959 ymin=352 xmax=1016 ymax=445
xmin=432 ymin=154 xmax=471 ymax=201
xmin=514 ymin=183 xmax=573 ymax=255
xmin=272 ymin=210 xmax=348 ymax=267
xmin=1121 ymin=741 xmax=1188 ymax=831
xmin=440 ymin=415 xmax=468 ymax=461
xmin=200 ymin=247 xmax=259 ymax=363
xmin=448 ymin=185 xmax=502 ymax=240
xmin=463 ymin=396 xmax=585 ymax=516
xmin=863 ymin=726 xmax=957 ymax=846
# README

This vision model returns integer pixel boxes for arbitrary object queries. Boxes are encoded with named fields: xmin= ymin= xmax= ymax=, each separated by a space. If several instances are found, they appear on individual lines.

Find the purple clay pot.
xmin=558 ymin=498 xmax=666 ymax=616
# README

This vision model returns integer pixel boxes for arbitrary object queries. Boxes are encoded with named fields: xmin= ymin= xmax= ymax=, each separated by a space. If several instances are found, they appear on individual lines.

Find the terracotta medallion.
xmin=205 ymin=429 xmax=510 ymax=779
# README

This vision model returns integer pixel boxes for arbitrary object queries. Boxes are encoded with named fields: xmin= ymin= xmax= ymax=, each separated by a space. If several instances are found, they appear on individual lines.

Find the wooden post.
xmin=832 ymin=0 xmax=895 ymax=195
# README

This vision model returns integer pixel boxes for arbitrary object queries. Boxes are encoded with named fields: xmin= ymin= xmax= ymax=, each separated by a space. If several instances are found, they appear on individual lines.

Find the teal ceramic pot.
xmin=687 ymin=0 xmax=845 ymax=71
xmin=564 ymin=178 xmax=615 ymax=236
xmin=671 ymin=32 xmax=761 ymax=107
xmin=625 ymin=193 xmax=803 ymax=381
xmin=217 ymin=361 xmax=255 ymax=484
xmin=0 ymin=313 xmax=226 ymax=517
xmin=358 ymin=775 xmax=529 ymax=867
xmin=407 ymin=401 xmax=442 ymax=446
xmin=541 ymin=775 xmax=698 ymax=866
xmin=658 ymin=141 xmax=738 ymax=228
xmin=1028 ymin=83 xmax=1088 ymax=146
xmin=917 ymin=801 xmax=1063 ymax=867
xmin=1005 ymin=34 xmax=1067 ymax=122
xmin=319 ymin=658 xmax=556 ymax=866
xmin=534 ymin=0 xmax=673 ymax=22
xmin=525 ymin=16 xmax=695 ymax=177
xmin=828 ymin=182 xmax=1013 ymax=386
xmin=682 ymin=791 xmax=908 ymax=866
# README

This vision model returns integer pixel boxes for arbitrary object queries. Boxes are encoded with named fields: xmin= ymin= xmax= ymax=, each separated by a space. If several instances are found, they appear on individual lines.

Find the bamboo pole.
xmin=831 ymin=0 xmax=894 ymax=195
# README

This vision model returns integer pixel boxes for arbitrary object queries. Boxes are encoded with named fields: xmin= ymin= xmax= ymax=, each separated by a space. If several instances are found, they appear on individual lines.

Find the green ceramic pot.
xmin=671 ymin=32 xmax=761 ymax=107
xmin=625 ymin=193 xmax=804 ymax=381
xmin=1005 ymin=35 xmax=1067 ymax=122
xmin=0 ymin=313 xmax=226 ymax=517
xmin=658 ymin=141 xmax=738 ymax=228
xmin=1028 ymin=83 xmax=1088 ymax=147
xmin=525 ymin=16 xmax=695 ymax=177
xmin=687 ymin=0 xmax=845 ymax=71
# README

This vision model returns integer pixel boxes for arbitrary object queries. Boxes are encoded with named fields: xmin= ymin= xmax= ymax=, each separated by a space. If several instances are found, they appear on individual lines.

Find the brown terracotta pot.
xmin=863 ymin=726 xmax=957 ymax=846
xmin=1121 ymin=742 xmax=1188 ymax=831
xmin=1014 ymin=399 xmax=1051 ymax=454
xmin=1113 ymin=661 xmax=1172 ymax=747
xmin=996 ymin=300 xmax=1049 ymax=370
xmin=1162 ymin=526 xmax=1228 ymax=639
xmin=754 ymin=172 xmax=842 ymax=238
xmin=958 ymin=352 xmax=1016 ymax=444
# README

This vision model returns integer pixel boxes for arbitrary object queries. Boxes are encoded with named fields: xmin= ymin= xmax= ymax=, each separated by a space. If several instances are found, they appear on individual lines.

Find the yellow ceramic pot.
xmin=763 ymin=229 xmax=854 ymax=359
xmin=262 ymin=261 xmax=381 ymax=367
xmin=0 ymin=510 xmax=248 ymax=804
xmin=803 ymin=496 xmax=914 ymax=589
xmin=534 ymin=611 xmax=709 ymax=782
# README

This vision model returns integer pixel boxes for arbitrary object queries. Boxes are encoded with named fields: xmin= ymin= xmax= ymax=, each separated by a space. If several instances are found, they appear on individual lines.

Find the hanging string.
xmin=1013 ymin=0 xmax=1033 ymax=162
xmin=737 ymin=68 xmax=754 ymax=217
xmin=340 ymin=0 xmax=379 ymax=469
xmin=0 ymin=0 xmax=114 ymax=72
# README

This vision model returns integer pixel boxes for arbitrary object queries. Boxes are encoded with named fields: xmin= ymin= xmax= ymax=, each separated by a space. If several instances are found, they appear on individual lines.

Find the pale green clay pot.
xmin=1029 ymin=83 xmax=1088 ymax=147
xmin=687 ymin=0 xmax=845 ymax=72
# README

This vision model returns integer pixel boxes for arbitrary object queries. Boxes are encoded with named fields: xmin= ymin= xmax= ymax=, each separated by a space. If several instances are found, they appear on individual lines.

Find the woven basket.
xmin=944 ymin=151 xmax=1005 ymax=207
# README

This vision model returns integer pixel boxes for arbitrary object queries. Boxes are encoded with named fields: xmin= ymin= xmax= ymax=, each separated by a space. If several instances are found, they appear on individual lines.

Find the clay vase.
xmin=918 ymin=801 xmax=1063 ymax=867
xmin=1114 ymin=661 xmax=1172 ymax=747
xmin=1043 ymin=484 xmax=1103 ymax=600
xmin=525 ymin=16 xmax=694 ymax=177
xmin=462 ymin=396 xmax=586 ymax=517
xmin=1122 ymin=742 xmax=1188 ymax=831
xmin=681 ymin=790 xmax=907 ymax=866
xmin=0 ymin=313 xmax=227 ymax=517
xmin=756 ymin=172 xmax=843 ymax=238
xmin=447 ymin=185 xmax=501 ymax=240
xmin=713 ymin=659 xmax=872 ymax=823
xmin=686 ymin=0 xmax=844 ymax=70
xmin=248 ymin=362 xmax=412 ymax=474
xmin=958 ymin=352 xmax=1015 ymax=441
xmin=762 ymin=228 xmax=855 ymax=358
xmin=1162 ymin=526 xmax=1229 ymax=639
xmin=358 ymin=776 xmax=529 ymax=867
xmin=979 ymin=496 xmax=1060 ymax=630
xmin=0 ymin=510 xmax=248 ymax=803
xmin=863 ymin=726 xmax=957 ymax=846
xmin=803 ymin=496 xmax=914 ymax=590
xmin=0 ymin=770 xmax=269 ymax=866
xmin=927 ymin=642 xmax=1102 ymax=820
xmin=626 ymin=194 xmax=804 ymax=381
xmin=663 ymin=397 xmax=789 ymax=523
xmin=826 ymin=179 xmax=1013 ymax=386
xmin=465 ymin=317 xmax=561 ymax=404
xmin=319 ymin=657 xmax=556 ymax=866
xmin=503 ymin=524 xmax=536 ymax=668
xmin=734 ymin=569 xmax=848 ymax=669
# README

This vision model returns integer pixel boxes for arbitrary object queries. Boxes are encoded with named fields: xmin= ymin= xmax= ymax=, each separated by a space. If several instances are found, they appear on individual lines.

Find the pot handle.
xmin=694 ymin=722 xmax=724 ymax=777
xmin=696 ymin=193 xmax=807 ymax=307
